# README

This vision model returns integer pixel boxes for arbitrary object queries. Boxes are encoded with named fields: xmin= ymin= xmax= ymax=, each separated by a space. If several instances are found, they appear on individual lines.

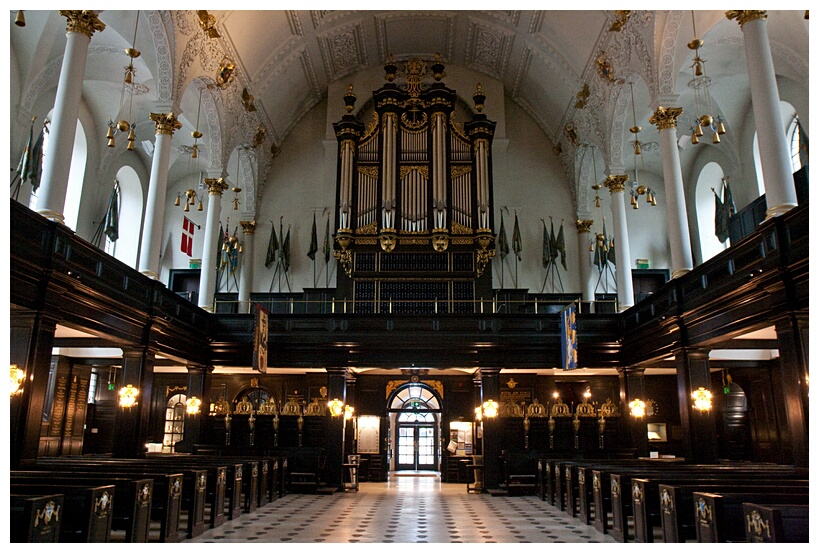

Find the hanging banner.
xmin=181 ymin=216 xmax=195 ymax=256
xmin=560 ymin=303 xmax=578 ymax=370
xmin=253 ymin=305 xmax=269 ymax=373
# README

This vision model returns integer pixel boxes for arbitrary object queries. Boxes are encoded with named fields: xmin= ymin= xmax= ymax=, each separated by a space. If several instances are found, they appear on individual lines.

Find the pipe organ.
xmin=333 ymin=56 xmax=497 ymax=313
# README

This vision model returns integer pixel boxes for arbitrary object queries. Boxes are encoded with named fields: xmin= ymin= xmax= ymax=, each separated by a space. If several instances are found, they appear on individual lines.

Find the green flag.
xmin=497 ymin=212 xmax=509 ymax=260
xmin=542 ymin=219 xmax=551 ymax=269
xmin=323 ymin=216 xmax=331 ymax=264
xmin=512 ymin=212 xmax=522 ymax=261
xmin=103 ymin=181 xmax=120 ymax=242
xmin=549 ymin=218 xmax=558 ymax=263
xmin=282 ymin=225 xmax=291 ymax=273
xmin=307 ymin=212 xmax=318 ymax=260
xmin=713 ymin=187 xmax=728 ymax=243
xmin=556 ymin=221 xmax=566 ymax=270
xmin=265 ymin=221 xmax=278 ymax=269
xmin=12 ymin=119 xmax=33 ymax=190
xmin=722 ymin=178 xmax=736 ymax=218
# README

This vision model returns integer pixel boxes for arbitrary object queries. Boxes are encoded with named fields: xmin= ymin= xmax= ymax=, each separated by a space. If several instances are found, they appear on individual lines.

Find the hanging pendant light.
xmin=105 ymin=11 xmax=141 ymax=150
xmin=687 ymin=11 xmax=726 ymax=145
xmin=191 ymin=88 xmax=203 ymax=159
xmin=15 ymin=10 xmax=25 ymax=27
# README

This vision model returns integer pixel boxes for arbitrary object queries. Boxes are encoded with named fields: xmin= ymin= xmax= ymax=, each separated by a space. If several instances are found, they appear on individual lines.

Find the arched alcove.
xmin=109 ymin=165 xmax=144 ymax=268
xmin=695 ymin=161 xmax=728 ymax=262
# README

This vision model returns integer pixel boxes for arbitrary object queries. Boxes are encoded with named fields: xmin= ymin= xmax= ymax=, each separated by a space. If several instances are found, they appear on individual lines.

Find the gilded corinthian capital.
xmin=240 ymin=221 xmax=257 ymax=235
xmin=203 ymin=178 xmax=228 ymax=195
xmin=726 ymin=11 xmax=767 ymax=27
xmin=60 ymin=10 xmax=106 ymax=37
xmin=150 ymin=113 xmax=183 ymax=136
xmin=649 ymin=106 xmax=683 ymax=130
xmin=576 ymin=219 xmax=594 ymax=234
xmin=604 ymin=175 xmax=629 ymax=194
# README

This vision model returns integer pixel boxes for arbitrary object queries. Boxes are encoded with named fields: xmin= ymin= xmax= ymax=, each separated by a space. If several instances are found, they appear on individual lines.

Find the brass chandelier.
xmin=627 ymin=83 xmax=656 ymax=209
xmin=687 ymin=11 xmax=727 ymax=145
xmin=106 ymin=11 xmax=141 ymax=151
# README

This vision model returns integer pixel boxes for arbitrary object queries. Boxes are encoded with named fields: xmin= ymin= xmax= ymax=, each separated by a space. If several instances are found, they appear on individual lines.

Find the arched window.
xmin=753 ymin=101 xmax=803 ymax=197
xmin=787 ymin=115 xmax=806 ymax=173
xmin=163 ymin=393 xmax=187 ymax=453
xmin=695 ymin=161 xmax=729 ymax=262
xmin=107 ymin=165 xmax=144 ymax=267
xmin=62 ymin=120 xmax=88 ymax=231
xmin=389 ymin=383 xmax=440 ymax=411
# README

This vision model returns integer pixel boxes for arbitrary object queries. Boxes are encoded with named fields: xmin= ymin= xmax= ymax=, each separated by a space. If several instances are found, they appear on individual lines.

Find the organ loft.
xmin=332 ymin=56 xmax=498 ymax=312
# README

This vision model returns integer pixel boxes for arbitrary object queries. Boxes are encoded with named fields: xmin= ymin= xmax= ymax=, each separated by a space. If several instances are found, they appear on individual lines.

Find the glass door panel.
xmin=417 ymin=426 xmax=436 ymax=469
xmin=397 ymin=426 xmax=416 ymax=469
xmin=395 ymin=424 xmax=438 ymax=471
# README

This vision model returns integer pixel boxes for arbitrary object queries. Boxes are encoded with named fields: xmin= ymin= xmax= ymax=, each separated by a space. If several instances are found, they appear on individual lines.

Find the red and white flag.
xmin=181 ymin=216 xmax=195 ymax=256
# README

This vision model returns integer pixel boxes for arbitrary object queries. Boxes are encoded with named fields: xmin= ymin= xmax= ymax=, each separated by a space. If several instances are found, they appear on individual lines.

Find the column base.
xmin=671 ymin=268 xmax=691 ymax=279
xmin=140 ymin=270 xmax=160 ymax=280
xmin=765 ymin=203 xmax=798 ymax=220
xmin=199 ymin=304 xmax=214 ymax=313
xmin=618 ymin=304 xmax=633 ymax=312
xmin=36 ymin=209 xmax=65 ymax=225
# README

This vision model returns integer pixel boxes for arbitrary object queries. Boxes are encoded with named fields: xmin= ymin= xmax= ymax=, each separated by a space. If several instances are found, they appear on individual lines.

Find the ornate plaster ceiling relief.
xmin=527 ymin=11 xmax=543 ymax=34
xmin=465 ymin=19 xmax=515 ymax=79
xmin=481 ymin=10 xmax=521 ymax=26
xmin=286 ymin=10 xmax=304 ymax=36
xmin=318 ymin=22 xmax=369 ymax=81
xmin=375 ymin=12 xmax=456 ymax=63
xmin=145 ymin=10 xmax=173 ymax=103
xmin=658 ymin=10 xmax=683 ymax=97
xmin=310 ymin=10 xmax=353 ymax=30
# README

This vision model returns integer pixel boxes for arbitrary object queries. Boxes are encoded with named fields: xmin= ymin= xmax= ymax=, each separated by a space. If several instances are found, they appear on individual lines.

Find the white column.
xmin=650 ymin=106 xmax=694 ymax=279
xmin=238 ymin=221 xmax=256 ymax=314
xmin=727 ymin=11 xmax=797 ymax=218
xmin=138 ymin=113 xmax=182 ymax=279
xmin=198 ymin=178 xmax=227 ymax=312
xmin=576 ymin=219 xmax=595 ymax=303
xmin=36 ymin=11 xmax=105 ymax=223
xmin=605 ymin=175 xmax=634 ymax=311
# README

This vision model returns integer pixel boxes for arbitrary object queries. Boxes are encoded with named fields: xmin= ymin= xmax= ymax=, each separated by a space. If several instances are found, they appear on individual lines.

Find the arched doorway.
xmin=719 ymin=380 xmax=751 ymax=461
xmin=388 ymin=382 xmax=441 ymax=472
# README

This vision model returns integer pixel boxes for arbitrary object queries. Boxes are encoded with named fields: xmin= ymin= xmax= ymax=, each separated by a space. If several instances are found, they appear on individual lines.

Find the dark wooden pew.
xmin=657 ymin=476 xmax=807 ymax=543
xmin=601 ymin=464 xmax=804 ymax=542
xmin=693 ymin=491 xmax=810 ymax=543
xmin=37 ymin=456 xmax=222 ymax=534
xmin=550 ymin=458 xmax=683 ymax=530
xmin=12 ymin=473 xmax=152 ymax=542
xmin=742 ymin=502 xmax=810 ymax=543
xmin=10 ymin=493 xmax=64 ymax=543
xmin=10 ymin=483 xmax=114 ymax=542
xmin=571 ymin=461 xmax=803 ymax=540
xmin=21 ymin=465 xmax=183 ymax=543
xmin=632 ymin=477 xmax=808 ymax=543
xmin=204 ymin=456 xmax=261 ymax=512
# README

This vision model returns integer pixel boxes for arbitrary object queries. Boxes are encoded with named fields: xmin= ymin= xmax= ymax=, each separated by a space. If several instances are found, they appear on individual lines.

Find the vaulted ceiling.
xmin=9 ymin=9 xmax=810 ymax=216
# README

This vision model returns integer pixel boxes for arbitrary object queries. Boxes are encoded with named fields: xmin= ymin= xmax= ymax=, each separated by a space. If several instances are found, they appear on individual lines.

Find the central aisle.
xmin=186 ymin=475 xmax=619 ymax=544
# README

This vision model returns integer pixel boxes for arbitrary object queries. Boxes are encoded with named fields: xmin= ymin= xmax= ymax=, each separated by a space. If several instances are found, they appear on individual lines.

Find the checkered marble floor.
xmin=186 ymin=475 xmax=619 ymax=544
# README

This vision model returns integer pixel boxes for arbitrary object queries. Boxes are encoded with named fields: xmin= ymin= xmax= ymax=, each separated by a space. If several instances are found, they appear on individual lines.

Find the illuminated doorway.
xmin=388 ymin=382 xmax=441 ymax=472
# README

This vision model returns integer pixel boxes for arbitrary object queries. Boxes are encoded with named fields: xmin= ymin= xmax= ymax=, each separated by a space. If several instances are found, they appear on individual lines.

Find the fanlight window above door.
xmin=390 ymin=383 xmax=440 ymax=410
